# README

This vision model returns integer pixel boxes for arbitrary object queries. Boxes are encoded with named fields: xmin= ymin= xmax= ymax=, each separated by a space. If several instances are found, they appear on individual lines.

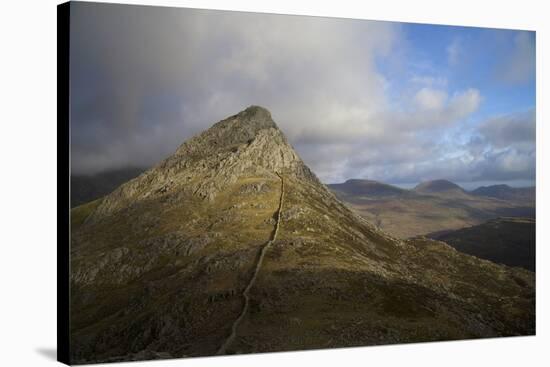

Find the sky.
xmin=70 ymin=2 xmax=536 ymax=188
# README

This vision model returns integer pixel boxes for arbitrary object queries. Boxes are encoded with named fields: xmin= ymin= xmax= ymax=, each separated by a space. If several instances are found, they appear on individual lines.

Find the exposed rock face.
xmin=91 ymin=106 xmax=318 ymax=218
xmin=70 ymin=106 xmax=535 ymax=364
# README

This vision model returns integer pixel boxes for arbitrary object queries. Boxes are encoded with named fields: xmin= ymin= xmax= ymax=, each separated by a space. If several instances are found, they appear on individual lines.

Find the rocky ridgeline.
xmin=91 ymin=106 xmax=320 ymax=219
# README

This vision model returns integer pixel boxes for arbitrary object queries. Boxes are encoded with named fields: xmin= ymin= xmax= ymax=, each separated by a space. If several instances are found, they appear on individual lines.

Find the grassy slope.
xmin=70 ymin=176 xmax=535 ymax=362
xmin=70 ymin=176 xmax=282 ymax=361
xmin=71 ymin=199 xmax=102 ymax=231
xmin=228 ymin=178 xmax=534 ymax=354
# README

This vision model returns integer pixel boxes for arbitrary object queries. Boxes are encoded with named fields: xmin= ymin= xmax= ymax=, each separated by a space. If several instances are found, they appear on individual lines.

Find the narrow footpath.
xmin=216 ymin=172 xmax=285 ymax=355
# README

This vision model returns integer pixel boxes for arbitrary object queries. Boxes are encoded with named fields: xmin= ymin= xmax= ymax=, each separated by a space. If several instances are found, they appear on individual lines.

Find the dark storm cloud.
xmin=478 ymin=109 xmax=535 ymax=149
xmin=469 ymin=109 xmax=536 ymax=181
xmin=70 ymin=2 xmax=399 ymax=175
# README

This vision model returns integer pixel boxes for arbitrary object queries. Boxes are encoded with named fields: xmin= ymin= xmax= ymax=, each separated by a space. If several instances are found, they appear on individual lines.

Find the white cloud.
xmin=327 ymin=106 xmax=534 ymax=185
xmin=414 ymin=88 xmax=448 ymax=110
xmin=448 ymin=88 xmax=482 ymax=120
xmin=393 ymin=87 xmax=481 ymax=129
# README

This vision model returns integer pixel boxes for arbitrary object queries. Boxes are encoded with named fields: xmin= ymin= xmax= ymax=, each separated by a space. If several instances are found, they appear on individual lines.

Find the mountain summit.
xmin=92 ymin=105 xmax=318 ymax=218
xmin=414 ymin=179 xmax=464 ymax=193
xmin=328 ymin=179 xmax=406 ymax=198
xmin=71 ymin=106 xmax=534 ymax=363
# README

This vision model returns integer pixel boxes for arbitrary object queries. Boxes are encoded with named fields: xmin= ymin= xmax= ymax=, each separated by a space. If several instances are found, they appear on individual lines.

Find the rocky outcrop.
xmin=90 ymin=106 xmax=319 ymax=219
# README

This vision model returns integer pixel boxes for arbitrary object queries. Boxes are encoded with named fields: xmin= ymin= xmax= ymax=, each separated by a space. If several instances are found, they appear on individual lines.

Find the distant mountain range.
xmin=328 ymin=179 xmax=407 ymax=198
xmin=328 ymin=179 xmax=535 ymax=239
xmin=471 ymin=184 xmax=535 ymax=203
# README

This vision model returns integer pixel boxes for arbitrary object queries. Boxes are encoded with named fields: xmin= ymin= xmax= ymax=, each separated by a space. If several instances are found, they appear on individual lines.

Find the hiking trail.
xmin=216 ymin=173 xmax=285 ymax=355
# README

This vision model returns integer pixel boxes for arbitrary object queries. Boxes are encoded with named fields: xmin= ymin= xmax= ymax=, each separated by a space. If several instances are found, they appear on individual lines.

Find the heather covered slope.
xmin=471 ymin=184 xmax=535 ymax=204
xmin=414 ymin=179 xmax=466 ymax=195
xmin=432 ymin=217 xmax=536 ymax=271
xmin=70 ymin=106 xmax=534 ymax=363
xmin=329 ymin=179 xmax=407 ymax=198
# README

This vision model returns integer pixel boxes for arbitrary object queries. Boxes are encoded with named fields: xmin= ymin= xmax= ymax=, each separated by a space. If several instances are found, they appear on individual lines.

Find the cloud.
xmin=325 ymin=108 xmax=535 ymax=185
xmin=414 ymin=88 xmax=447 ymax=110
xmin=478 ymin=109 xmax=535 ymax=148
xmin=69 ymin=3 xmax=533 ymax=187
xmin=470 ymin=148 xmax=535 ymax=182
xmin=448 ymin=89 xmax=482 ymax=120
xmin=399 ymin=87 xmax=481 ymax=128
xmin=413 ymin=87 xmax=481 ymax=118
xmin=467 ymin=109 xmax=535 ymax=181
xmin=496 ymin=31 xmax=535 ymax=84
xmin=70 ymin=2 xmax=399 ymax=174
xmin=292 ymin=83 xmax=483 ymax=184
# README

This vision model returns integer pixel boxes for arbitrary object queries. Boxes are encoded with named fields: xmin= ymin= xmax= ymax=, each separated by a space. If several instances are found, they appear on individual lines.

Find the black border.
xmin=57 ymin=1 xmax=71 ymax=365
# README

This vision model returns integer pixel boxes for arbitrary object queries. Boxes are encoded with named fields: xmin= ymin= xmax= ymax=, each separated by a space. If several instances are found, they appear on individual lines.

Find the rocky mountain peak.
xmin=234 ymin=105 xmax=275 ymax=128
xmin=175 ymin=105 xmax=278 ymax=157
xmin=91 ymin=106 xmax=321 ymax=218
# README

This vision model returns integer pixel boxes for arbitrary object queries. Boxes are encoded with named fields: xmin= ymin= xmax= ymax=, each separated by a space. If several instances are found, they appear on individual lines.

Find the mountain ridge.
xmin=328 ymin=179 xmax=406 ymax=198
xmin=471 ymin=184 xmax=535 ymax=203
xmin=414 ymin=179 xmax=465 ymax=194
xmin=329 ymin=178 xmax=534 ymax=238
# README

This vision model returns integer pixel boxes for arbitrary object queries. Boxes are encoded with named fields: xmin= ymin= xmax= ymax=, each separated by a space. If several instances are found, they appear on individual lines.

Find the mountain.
xmin=329 ymin=179 xmax=535 ymax=238
xmin=71 ymin=167 xmax=145 ymax=207
xmin=471 ymin=184 xmax=535 ymax=203
xmin=328 ymin=179 xmax=407 ymax=198
xmin=431 ymin=217 xmax=535 ymax=271
xmin=414 ymin=179 xmax=466 ymax=196
xmin=70 ymin=106 xmax=534 ymax=364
